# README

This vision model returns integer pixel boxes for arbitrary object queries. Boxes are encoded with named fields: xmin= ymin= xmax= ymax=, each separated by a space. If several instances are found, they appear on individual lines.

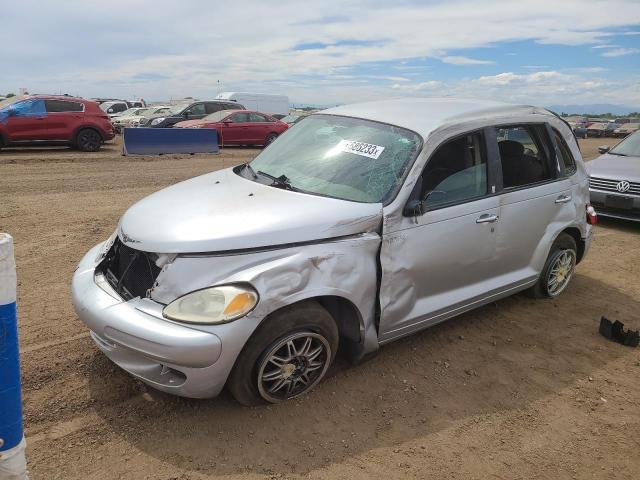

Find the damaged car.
xmin=72 ymin=98 xmax=595 ymax=405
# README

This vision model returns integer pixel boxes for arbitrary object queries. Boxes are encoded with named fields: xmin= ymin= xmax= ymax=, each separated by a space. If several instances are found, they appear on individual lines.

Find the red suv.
xmin=0 ymin=95 xmax=114 ymax=152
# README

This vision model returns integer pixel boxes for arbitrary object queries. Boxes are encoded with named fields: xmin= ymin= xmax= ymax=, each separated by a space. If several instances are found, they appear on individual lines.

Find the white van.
xmin=215 ymin=92 xmax=289 ymax=117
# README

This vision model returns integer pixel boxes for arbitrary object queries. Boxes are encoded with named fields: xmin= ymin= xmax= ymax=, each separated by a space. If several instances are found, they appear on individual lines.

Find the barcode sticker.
xmin=337 ymin=139 xmax=385 ymax=159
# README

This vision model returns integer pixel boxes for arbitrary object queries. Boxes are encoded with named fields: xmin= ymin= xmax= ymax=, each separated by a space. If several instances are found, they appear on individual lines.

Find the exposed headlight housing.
xmin=95 ymin=229 xmax=118 ymax=262
xmin=163 ymin=285 xmax=258 ymax=325
xmin=150 ymin=117 xmax=166 ymax=126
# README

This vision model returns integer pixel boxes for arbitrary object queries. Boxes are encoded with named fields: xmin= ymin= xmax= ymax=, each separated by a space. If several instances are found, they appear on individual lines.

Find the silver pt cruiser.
xmin=72 ymin=98 xmax=596 ymax=405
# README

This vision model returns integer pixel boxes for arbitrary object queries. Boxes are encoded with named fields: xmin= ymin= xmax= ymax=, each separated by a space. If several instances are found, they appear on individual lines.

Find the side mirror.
xmin=403 ymin=199 xmax=424 ymax=217
xmin=7 ymin=107 xmax=18 ymax=117
xmin=183 ymin=111 xmax=190 ymax=118
xmin=223 ymin=120 xmax=232 ymax=125
xmin=598 ymin=146 xmax=610 ymax=154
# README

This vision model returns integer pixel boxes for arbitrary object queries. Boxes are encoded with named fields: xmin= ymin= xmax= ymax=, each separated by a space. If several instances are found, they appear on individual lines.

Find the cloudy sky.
xmin=2 ymin=0 xmax=640 ymax=107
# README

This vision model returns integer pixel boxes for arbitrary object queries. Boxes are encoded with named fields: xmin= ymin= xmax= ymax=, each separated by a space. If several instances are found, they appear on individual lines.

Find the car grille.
xmin=589 ymin=176 xmax=640 ymax=196
xmin=98 ymin=238 xmax=161 ymax=301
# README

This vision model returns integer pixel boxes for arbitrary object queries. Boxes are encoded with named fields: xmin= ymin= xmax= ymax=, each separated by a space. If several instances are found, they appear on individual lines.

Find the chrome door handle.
xmin=555 ymin=195 xmax=572 ymax=204
xmin=476 ymin=213 xmax=499 ymax=224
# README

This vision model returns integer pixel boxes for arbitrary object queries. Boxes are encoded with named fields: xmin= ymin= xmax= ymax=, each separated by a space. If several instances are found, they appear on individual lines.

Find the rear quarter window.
xmin=552 ymin=128 xmax=577 ymax=176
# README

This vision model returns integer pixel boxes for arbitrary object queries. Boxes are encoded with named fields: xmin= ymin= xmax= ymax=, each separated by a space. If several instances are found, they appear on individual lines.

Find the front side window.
xmin=496 ymin=125 xmax=554 ymax=188
xmin=421 ymin=132 xmax=487 ymax=209
xmin=186 ymin=103 xmax=206 ymax=115
xmin=248 ymin=114 xmax=422 ymax=203
xmin=249 ymin=113 xmax=269 ymax=122
xmin=6 ymin=99 xmax=46 ymax=117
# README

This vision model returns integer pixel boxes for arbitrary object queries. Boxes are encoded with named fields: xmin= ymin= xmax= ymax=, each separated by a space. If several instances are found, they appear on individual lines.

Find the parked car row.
xmin=570 ymin=120 xmax=639 ymax=139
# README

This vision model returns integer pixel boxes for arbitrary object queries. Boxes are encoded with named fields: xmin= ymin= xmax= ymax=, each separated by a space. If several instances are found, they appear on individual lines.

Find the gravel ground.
xmin=1 ymin=136 xmax=639 ymax=480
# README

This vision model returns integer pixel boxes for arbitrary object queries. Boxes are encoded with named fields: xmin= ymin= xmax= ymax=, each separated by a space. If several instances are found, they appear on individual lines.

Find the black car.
xmin=138 ymin=101 xmax=244 ymax=128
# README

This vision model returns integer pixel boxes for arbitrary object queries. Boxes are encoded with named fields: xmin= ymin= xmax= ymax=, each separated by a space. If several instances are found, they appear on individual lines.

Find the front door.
xmin=379 ymin=129 xmax=501 ymax=342
xmin=5 ymin=99 xmax=48 ymax=141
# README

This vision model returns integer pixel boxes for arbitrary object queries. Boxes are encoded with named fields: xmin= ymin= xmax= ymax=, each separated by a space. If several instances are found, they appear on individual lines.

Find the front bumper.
xmin=72 ymin=244 xmax=254 ymax=398
xmin=589 ymin=189 xmax=640 ymax=222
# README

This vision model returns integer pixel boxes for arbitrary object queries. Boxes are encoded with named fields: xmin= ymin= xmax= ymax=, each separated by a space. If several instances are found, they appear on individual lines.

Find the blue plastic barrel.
xmin=0 ymin=233 xmax=28 ymax=479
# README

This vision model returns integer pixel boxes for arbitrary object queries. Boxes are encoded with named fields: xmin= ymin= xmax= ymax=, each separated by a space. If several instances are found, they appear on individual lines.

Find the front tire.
xmin=228 ymin=301 xmax=338 ymax=406
xmin=528 ymin=233 xmax=577 ymax=299
xmin=75 ymin=128 xmax=102 ymax=152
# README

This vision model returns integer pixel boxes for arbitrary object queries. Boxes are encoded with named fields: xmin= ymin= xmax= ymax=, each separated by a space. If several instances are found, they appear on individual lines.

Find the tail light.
xmin=586 ymin=204 xmax=598 ymax=225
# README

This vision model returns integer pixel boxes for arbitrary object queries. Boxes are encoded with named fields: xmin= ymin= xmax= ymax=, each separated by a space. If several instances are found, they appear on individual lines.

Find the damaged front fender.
xmin=150 ymin=232 xmax=382 ymax=360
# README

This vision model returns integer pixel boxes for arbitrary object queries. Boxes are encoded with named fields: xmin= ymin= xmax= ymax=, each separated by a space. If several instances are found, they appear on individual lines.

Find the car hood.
xmin=118 ymin=168 xmax=382 ymax=253
xmin=587 ymin=154 xmax=640 ymax=182
xmin=173 ymin=119 xmax=210 ymax=128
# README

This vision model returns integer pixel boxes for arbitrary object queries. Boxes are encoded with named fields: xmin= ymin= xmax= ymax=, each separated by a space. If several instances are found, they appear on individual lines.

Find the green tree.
xmin=6 ymin=93 xmax=15 ymax=98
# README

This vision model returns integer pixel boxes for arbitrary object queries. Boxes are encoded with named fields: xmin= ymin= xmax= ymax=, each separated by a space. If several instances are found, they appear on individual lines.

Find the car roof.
xmin=321 ymin=97 xmax=552 ymax=137
xmin=29 ymin=94 xmax=86 ymax=102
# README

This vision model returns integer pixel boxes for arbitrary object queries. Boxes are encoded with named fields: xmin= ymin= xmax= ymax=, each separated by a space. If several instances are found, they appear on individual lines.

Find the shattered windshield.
xmin=247 ymin=114 xmax=422 ymax=204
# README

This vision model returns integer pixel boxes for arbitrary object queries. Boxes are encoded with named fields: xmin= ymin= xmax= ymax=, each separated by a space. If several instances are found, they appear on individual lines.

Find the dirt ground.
xmin=1 ymin=136 xmax=639 ymax=480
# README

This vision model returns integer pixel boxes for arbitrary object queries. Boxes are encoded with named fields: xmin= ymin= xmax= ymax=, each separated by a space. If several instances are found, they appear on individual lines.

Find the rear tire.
xmin=228 ymin=301 xmax=339 ymax=406
xmin=527 ymin=233 xmax=577 ymax=299
xmin=75 ymin=128 xmax=102 ymax=152
xmin=265 ymin=133 xmax=278 ymax=145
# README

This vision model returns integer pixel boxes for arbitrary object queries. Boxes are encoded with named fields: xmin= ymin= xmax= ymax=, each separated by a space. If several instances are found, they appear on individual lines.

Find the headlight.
xmin=163 ymin=285 xmax=258 ymax=325
xmin=95 ymin=230 xmax=118 ymax=262
xmin=150 ymin=117 xmax=165 ymax=126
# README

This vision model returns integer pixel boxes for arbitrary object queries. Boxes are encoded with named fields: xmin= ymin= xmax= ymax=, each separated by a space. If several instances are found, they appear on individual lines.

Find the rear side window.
xmin=496 ymin=125 xmax=554 ymax=189
xmin=552 ymin=128 xmax=577 ymax=176
xmin=421 ymin=131 xmax=487 ymax=209
xmin=45 ymin=100 xmax=84 ymax=113
xmin=249 ymin=113 xmax=269 ymax=122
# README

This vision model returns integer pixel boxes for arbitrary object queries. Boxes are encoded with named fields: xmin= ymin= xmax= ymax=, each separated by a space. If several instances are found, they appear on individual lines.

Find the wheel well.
xmin=0 ymin=132 xmax=5 ymax=147
xmin=560 ymin=227 xmax=585 ymax=264
xmin=74 ymin=126 xmax=105 ymax=141
xmin=314 ymin=296 xmax=362 ymax=343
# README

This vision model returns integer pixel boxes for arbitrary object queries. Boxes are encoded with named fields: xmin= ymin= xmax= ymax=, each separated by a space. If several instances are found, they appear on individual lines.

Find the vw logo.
xmin=616 ymin=180 xmax=631 ymax=193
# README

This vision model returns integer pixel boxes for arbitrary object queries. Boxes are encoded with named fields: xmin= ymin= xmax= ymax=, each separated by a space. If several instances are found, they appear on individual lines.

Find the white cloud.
xmin=0 ymin=0 xmax=639 ymax=105
xmin=391 ymin=81 xmax=443 ymax=91
xmin=440 ymin=56 xmax=495 ymax=66
xmin=592 ymin=44 xmax=620 ymax=48
xmin=601 ymin=47 xmax=640 ymax=57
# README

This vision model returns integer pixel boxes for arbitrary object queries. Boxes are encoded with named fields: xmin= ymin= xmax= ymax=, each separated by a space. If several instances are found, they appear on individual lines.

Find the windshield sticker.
xmin=337 ymin=139 xmax=385 ymax=159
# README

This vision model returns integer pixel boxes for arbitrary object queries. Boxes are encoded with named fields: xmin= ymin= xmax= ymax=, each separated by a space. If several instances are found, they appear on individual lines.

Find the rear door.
xmin=379 ymin=129 xmax=502 ymax=342
xmin=490 ymin=124 xmax=574 ymax=283
xmin=247 ymin=112 xmax=272 ymax=143
xmin=43 ymin=100 xmax=85 ymax=140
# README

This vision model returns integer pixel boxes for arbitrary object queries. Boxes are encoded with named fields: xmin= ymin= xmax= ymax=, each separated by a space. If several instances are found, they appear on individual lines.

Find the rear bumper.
xmin=589 ymin=189 xmax=640 ymax=222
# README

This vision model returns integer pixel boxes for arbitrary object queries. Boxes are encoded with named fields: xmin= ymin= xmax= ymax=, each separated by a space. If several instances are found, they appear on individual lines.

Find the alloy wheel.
xmin=547 ymin=249 xmax=576 ymax=297
xmin=257 ymin=331 xmax=331 ymax=403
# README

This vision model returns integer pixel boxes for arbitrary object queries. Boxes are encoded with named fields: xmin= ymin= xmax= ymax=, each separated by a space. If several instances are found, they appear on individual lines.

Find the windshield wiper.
xmin=608 ymin=151 xmax=628 ymax=156
xmin=242 ymin=162 xmax=258 ymax=179
xmin=257 ymin=170 xmax=299 ymax=191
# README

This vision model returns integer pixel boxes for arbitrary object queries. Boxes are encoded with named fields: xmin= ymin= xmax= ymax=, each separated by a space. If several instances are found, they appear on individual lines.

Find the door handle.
xmin=476 ymin=213 xmax=499 ymax=224
xmin=555 ymin=195 xmax=572 ymax=204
